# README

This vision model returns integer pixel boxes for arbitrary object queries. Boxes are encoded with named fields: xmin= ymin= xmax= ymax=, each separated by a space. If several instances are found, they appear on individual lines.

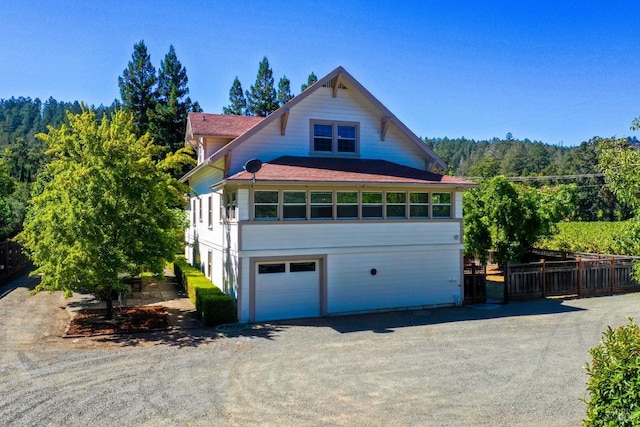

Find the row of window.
xmin=253 ymin=190 xmax=452 ymax=220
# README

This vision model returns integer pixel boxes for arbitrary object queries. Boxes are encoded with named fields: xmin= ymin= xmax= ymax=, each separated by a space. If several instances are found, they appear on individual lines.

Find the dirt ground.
xmin=3 ymin=269 xmax=640 ymax=426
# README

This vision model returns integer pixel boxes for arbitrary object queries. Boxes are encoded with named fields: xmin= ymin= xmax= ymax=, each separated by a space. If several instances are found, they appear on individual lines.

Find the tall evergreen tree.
xmin=222 ymin=77 xmax=247 ymax=115
xmin=300 ymin=72 xmax=318 ymax=91
xmin=149 ymin=45 xmax=196 ymax=154
xmin=277 ymin=75 xmax=294 ymax=106
xmin=118 ymin=40 xmax=157 ymax=136
xmin=246 ymin=57 xmax=278 ymax=117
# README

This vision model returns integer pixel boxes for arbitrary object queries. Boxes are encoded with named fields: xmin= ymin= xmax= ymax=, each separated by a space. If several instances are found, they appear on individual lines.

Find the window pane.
xmin=337 ymin=205 xmax=358 ymax=218
xmin=314 ymin=124 xmax=332 ymax=137
xmin=337 ymin=125 xmax=355 ymax=139
xmin=386 ymin=192 xmax=406 ymax=203
xmin=311 ymin=192 xmax=332 ymax=204
xmin=255 ymin=191 xmax=278 ymax=203
xmin=255 ymin=205 xmax=278 ymax=219
xmin=362 ymin=205 xmax=383 ymax=218
xmin=387 ymin=205 xmax=406 ymax=218
xmin=290 ymin=262 xmax=316 ymax=272
xmin=432 ymin=193 xmax=451 ymax=204
xmin=362 ymin=192 xmax=382 ymax=203
xmin=283 ymin=205 xmax=306 ymax=219
xmin=337 ymin=191 xmax=357 ymax=203
xmin=433 ymin=205 xmax=451 ymax=218
xmin=311 ymin=206 xmax=333 ymax=219
xmin=314 ymin=138 xmax=332 ymax=151
xmin=410 ymin=205 xmax=429 ymax=218
xmin=337 ymin=138 xmax=356 ymax=153
xmin=283 ymin=191 xmax=305 ymax=203
xmin=410 ymin=192 xmax=429 ymax=204
xmin=258 ymin=264 xmax=286 ymax=274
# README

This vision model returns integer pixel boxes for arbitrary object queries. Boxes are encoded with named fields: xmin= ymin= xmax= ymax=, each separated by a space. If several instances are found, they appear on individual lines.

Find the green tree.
xmin=148 ymin=45 xmax=197 ymax=155
xmin=246 ymin=57 xmax=279 ymax=117
xmin=0 ymin=157 xmax=16 ymax=238
xmin=300 ymin=72 xmax=318 ymax=91
xmin=17 ymin=108 xmax=187 ymax=319
xmin=277 ymin=75 xmax=294 ymax=106
xmin=118 ymin=40 xmax=158 ymax=136
xmin=463 ymin=176 xmax=553 ymax=267
xmin=222 ymin=76 xmax=247 ymax=115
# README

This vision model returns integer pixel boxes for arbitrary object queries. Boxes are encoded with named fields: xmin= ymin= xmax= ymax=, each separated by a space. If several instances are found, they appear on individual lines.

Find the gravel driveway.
xmin=2 ymin=270 xmax=640 ymax=426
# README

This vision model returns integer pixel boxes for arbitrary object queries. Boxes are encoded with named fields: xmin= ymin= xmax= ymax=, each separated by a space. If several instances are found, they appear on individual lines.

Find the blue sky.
xmin=2 ymin=1 xmax=639 ymax=146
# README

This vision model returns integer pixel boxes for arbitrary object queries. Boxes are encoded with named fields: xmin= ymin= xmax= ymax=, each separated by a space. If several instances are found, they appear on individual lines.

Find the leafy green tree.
xmin=463 ymin=176 xmax=553 ymax=267
xmin=17 ymin=108 xmax=188 ymax=319
xmin=118 ymin=40 xmax=158 ymax=136
xmin=300 ymin=72 xmax=318 ymax=91
xmin=222 ymin=76 xmax=247 ymax=115
xmin=246 ymin=57 xmax=278 ymax=117
xmin=0 ymin=157 xmax=16 ymax=238
xmin=277 ymin=75 xmax=294 ymax=106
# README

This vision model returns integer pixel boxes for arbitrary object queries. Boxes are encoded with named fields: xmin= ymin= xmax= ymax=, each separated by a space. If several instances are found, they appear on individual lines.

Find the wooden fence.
xmin=0 ymin=241 xmax=30 ymax=282
xmin=505 ymin=256 xmax=640 ymax=300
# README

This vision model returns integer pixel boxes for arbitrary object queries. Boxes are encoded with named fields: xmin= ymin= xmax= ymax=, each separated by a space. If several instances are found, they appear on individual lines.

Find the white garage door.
xmin=255 ymin=260 xmax=320 ymax=321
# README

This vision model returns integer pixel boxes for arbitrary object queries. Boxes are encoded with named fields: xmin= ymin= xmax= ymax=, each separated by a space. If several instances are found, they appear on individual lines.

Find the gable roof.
xmin=225 ymin=156 xmax=474 ymax=187
xmin=215 ymin=67 xmax=446 ymax=168
xmin=186 ymin=113 xmax=263 ymax=140
xmin=180 ymin=67 xmax=448 ymax=181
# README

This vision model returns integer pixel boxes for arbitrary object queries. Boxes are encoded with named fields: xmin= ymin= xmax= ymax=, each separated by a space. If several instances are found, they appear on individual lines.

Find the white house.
xmin=181 ymin=66 xmax=475 ymax=323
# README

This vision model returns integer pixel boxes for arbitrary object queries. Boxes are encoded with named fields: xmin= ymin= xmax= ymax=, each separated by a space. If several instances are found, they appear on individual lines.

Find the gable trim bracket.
xmin=333 ymin=72 xmax=345 ymax=98
xmin=280 ymin=109 xmax=290 ymax=135
xmin=381 ymin=116 xmax=391 ymax=141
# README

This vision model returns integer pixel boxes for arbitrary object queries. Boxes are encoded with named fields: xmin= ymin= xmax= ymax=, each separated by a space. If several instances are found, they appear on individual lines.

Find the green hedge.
xmin=200 ymin=294 xmax=236 ymax=326
xmin=173 ymin=257 xmax=236 ymax=326
xmin=584 ymin=318 xmax=640 ymax=426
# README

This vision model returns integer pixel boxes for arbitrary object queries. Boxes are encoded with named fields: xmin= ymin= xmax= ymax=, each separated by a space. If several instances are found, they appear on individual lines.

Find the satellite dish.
xmin=244 ymin=158 xmax=262 ymax=183
xmin=244 ymin=158 xmax=262 ymax=174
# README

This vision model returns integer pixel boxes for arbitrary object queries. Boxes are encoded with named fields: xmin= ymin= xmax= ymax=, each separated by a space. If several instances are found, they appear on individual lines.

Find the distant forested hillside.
xmin=425 ymin=134 xmax=635 ymax=222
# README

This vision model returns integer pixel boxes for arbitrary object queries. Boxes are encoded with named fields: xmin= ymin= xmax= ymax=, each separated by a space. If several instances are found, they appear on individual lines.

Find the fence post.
xmin=472 ymin=262 xmax=477 ymax=303
xmin=504 ymin=263 xmax=510 ymax=303
xmin=611 ymin=256 xmax=615 ymax=294
xmin=541 ymin=259 xmax=546 ymax=297
xmin=577 ymin=257 xmax=582 ymax=297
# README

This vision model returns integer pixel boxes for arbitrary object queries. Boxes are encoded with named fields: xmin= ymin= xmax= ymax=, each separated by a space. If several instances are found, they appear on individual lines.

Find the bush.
xmin=584 ymin=318 xmax=640 ymax=426
xmin=173 ymin=257 xmax=236 ymax=326
xmin=200 ymin=293 xmax=236 ymax=327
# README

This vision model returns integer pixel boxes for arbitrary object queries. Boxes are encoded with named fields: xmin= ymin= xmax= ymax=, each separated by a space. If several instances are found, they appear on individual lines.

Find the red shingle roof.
xmin=227 ymin=156 xmax=475 ymax=186
xmin=188 ymin=113 xmax=264 ymax=138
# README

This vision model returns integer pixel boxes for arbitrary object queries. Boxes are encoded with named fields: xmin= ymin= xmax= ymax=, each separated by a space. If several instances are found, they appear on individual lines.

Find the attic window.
xmin=311 ymin=120 xmax=359 ymax=156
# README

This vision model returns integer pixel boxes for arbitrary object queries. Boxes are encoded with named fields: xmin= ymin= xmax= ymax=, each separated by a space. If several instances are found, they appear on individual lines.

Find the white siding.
xmin=185 ymin=189 xmax=240 ymax=299
xmin=241 ymin=222 xmax=462 ymax=251
xmin=226 ymin=86 xmax=429 ymax=176
xmin=327 ymin=249 xmax=461 ymax=314
xmin=236 ymin=221 xmax=463 ymax=322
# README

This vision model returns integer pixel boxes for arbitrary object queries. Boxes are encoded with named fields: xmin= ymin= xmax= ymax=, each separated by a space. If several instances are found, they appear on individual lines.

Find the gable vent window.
xmin=311 ymin=120 xmax=359 ymax=155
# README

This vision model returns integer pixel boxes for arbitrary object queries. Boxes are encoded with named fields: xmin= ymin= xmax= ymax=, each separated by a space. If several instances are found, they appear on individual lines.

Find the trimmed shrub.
xmin=584 ymin=318 xmax=640 ymax=426
xmin=200 ymin=293 xmax=236 ymax=327
xmin=172 ymin=257 xmax=236 ymax=326
xmin=195 ymin=286 xmax=224 ymax=317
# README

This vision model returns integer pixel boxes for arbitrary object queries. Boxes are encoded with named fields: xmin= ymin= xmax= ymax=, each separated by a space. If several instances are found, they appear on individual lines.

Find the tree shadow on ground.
xmin=89 ymin=321 xmax=289 ymax=347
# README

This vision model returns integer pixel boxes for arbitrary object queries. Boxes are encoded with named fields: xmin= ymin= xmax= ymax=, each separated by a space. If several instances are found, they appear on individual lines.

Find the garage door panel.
xmin=255 ymin=260 xmax=320 ymax=321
